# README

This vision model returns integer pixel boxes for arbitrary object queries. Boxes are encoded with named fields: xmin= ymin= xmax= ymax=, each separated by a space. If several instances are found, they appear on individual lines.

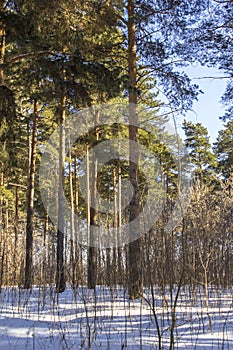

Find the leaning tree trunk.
xmin=24 ymin=99 xmax=38 ymax=289
xmin=127 ymin=0 xmax=143 ymax=299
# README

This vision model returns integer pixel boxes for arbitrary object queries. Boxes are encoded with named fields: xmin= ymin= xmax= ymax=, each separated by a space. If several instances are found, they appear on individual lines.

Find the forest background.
xmin=0 ymin=0 xmax=233 ymax=302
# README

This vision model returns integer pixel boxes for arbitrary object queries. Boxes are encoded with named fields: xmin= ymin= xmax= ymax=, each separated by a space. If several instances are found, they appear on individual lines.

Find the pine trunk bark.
xmin=13 ymin=186 xmax=19 ymax=283
xmin=24 ymin=99 xmax=38 ymax=289
xmin=56 ymin=95 xmax=66 ymax=293
xmin=0 ymin=166 xmax=4 ymax=289
xmin=112 ymin=167 xmax=117 ymax=285
xmin=117 ymin=168 xmax=123 ymax=284
xmin=0 ymin=3 xmax=5 ymax=86
xmin=127 ymin=0 xmax=143 ymax=299
xmin=43 ymin=213 xmax=48 ymax=284
xmin=87 ymin=113 xmax=99 ymax=289
xmin=68 ymin=141 xmax=75 ymax=287
xmin=74 ymin=156 xmax=82 ymax=284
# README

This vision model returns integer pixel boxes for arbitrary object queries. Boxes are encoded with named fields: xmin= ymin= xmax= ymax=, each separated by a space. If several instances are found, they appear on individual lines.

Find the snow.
xmin=0 ymin=285 xmax=232 ymax=349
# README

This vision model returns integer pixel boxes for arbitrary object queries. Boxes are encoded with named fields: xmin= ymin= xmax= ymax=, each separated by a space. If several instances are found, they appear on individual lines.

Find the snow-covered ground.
xmin=0 ymin=284 xmax=232 ymax=349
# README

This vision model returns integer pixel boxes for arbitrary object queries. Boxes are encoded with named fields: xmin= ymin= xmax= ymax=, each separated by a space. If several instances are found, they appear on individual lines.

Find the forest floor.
xmin=0 ymin=284 xmax=232 ymax=349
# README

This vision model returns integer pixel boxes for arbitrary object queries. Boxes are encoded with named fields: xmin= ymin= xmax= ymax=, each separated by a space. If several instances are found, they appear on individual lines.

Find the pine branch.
xmin=0 ymin=51 xmax=55 ymax=68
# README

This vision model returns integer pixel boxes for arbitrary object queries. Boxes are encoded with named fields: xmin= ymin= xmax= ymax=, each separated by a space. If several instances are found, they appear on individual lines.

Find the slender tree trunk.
xmin=68 ymin=141 xmax=75 ymax=287
xmin=86 ymin=145 xmax=91 ymax=283
xmin=14 ymin=186 xmax=19 ymax=283
xmin=117 ymin=168 xmax=123 ymax=284
xmin=127 ymin=0 xmax=143 ymax=299
xmin=0 ymin=3 xmax=5 ymax=86
xmin=43 ymin=213 xmax=49 ymax=284
xmin=106 ymin=246 xmax=111 ymax=286
xmin=51 ymin=226 xmax=56 ymax=284
xmin=0 ymin=166 xmax=4 ymax=289
xmin=27 ymin=119 xmax=32 ymax=178
xmin=88 ymin=144 xmax=98 ymax=289
xmin=88 ymin=190 xmax=98 ymax=290
xmin=24 ymin=100 xmax=38 ymax=289
xmin=112 ymin=167 xmax=117 ymax=285
xmin=0 ymin=165 xmax=3 ymax=240
xmin=74 ymin=156 xmax=82 ymax=285
xmin=56 ymin=95 xmax=66 ymax=293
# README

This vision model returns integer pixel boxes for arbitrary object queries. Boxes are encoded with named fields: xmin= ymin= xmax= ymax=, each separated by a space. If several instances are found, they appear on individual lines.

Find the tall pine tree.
xmin=182 ymin=120 xmax=217 ymax=184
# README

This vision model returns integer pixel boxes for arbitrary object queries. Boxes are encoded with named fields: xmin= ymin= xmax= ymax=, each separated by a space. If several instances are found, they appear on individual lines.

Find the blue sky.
xmin=176 ymin=65 xmax=228 ymax=145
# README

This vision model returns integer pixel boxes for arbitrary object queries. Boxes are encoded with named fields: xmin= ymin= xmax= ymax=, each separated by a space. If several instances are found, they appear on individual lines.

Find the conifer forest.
xmin=0 ymin=1 xmax=233 ymax=349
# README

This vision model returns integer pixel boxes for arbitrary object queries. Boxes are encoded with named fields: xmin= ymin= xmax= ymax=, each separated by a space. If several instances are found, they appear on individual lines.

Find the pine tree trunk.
xmin=13 ymin=186 xmax=19 ymax=284
xmin=43 ymin=213 xmax=49 ymax=284
xmin=0 ymin=165 xmax=3 ymax=245
xmin=0 ymin=4 xmax=5 ymax=86
xmin=87 ymin=111 xmax=99 ymax=289
xmin=127 ymin=0 xmax=143 ymax=299
xmin=27 ymin=119 xmax=32 ymax=179
xmin=24 ymin=100 xmax=38 ymax=289
xmin=68 ymin=141 xmax=75 ymax=287
xmin=112 ymin=167 xmax=117 ymax=285
xmin=0 ymin=165 xmax=4 ymax=289
xmin=74 ymin=156 xmax=81 ymax=285
xmin=117 ymin=168 xmax=123 ymax=284
xmin=56 ymin=95 xmax=66 ymax=293
xmin=106 ymin=247 xmax=111 ymax=286
xmin=88 ymin=151 xmax=98 ymax=289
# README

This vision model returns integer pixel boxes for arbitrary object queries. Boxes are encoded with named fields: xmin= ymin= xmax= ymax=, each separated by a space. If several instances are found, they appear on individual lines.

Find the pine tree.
xmin=2 ymin=0 xmax=125 ymax=290
xmin=26 ymin=1 xmax=124 ymax=292
xmin=113 ymin=0 xmax=206 ymax=298
xmin=24 ymin=99 xmax=38 ymax=289
xmin=178 ymin=0 xmax=233 ymax=121
xmin=126 ymin=0 xmax=143 ymax=300
xmin=214 ymin=119 xmax=233 ymax=180
xmin=182 ymin=120 xmax=217 ymax=184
